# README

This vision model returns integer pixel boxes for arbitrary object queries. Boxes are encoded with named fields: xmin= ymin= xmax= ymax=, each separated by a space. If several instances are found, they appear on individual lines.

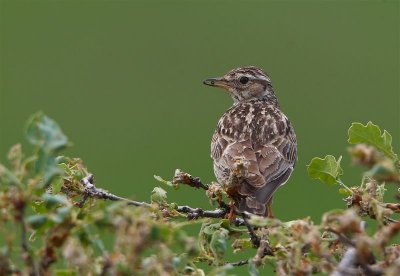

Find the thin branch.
xmin=79 ymin=174 xmax=245 ymax=225
xmin=383 ymin=203 xmax=400 ymax=213
xmin=384 ymin=216 xmax=399 ymax=224
xmin=177 ymin=205 xmax=226 ymax=219
xmin=241 ymin=213 xmax=274 ymax=264
xmin=172 ymin=169 xmax=209 ymax=190
xmin=99 ymin=255 xmax=113 ymax=276
xmin=225 ymin=259 xmax=249 ymax=266
xmin=79 ymin=172 xmax=279 ymax=262
xmin=252 ymin=228 xmax=274 ymax=266
xmin=359 ymin=263 xmax=383 ymax=276
xmin=176 ymin=205 xmax=244 ymax=225
xmin=79 ymin=174 xmax=151 ymax=207
xmin=331 ymin=221 xmax=383 ymax=276
xmin=242 ymin=213 xmax=260 ymax=248
xmin=325 ymin=228 xmax=356 ymax=247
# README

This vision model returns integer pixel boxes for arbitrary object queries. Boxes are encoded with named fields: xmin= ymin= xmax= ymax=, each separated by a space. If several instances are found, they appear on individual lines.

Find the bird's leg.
xmin=267 ymin=198 xmax=275 ymax=219
xmin=227 ymin=200 xmax=237 ymax=223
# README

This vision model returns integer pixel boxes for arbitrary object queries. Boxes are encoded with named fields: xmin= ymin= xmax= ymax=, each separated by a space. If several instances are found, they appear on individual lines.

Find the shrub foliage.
xmin=0 ymin=112 xmax=399 ymax=275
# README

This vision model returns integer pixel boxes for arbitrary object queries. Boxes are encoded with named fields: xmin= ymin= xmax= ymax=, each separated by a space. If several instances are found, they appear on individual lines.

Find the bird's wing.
xmin=211 ymin=131 xmax=227 ymax=161
xmin=211 ymin=103 xmax=297 ymax=215
xmin=254 ymin=128 xmax=297 ymax=205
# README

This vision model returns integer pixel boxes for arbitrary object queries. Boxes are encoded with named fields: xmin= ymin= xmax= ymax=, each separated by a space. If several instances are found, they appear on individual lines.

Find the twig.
xmin=325 ymin=228 xmax=356 ymax=247
xmin=359 ymin=263 xmax=383 ymax=276
xmin=331 ymin=221 xmax=383 ymax=276
xmin=79 ymin=171 xmax=280 ymax=261
xmin=79 ymin=174 xmax=245 ymax=224
xmin=172 ymin=169 xmax=209 ymax=190
xmin=176 ymin=205 xmax=244 ymax=226
xmin=383 ymin=203 xmax=400 ymax=213
xmin=331 ymin=247 xmax=383 ymax=276
xmin=242 ymin=213 xmax=260 ymax=248
xmin=79 ymin=174 xmax=151 ymax=207
xmin=177 ymin=205 xmax=227 ymax=219
xmin=225 ymin=259 xmax=249 ymax=266
xmin=99 ymin=255 xmax=113 ymax=276
xmin=241 ymin=213 xmax=274 ymax=265
xmin=19 ymin=205 xmax=39 ymax=276
xmin=252 ymin=228 xmax=274 ymax=266
xmin=384 ymin=216 xmax=399 ymax=224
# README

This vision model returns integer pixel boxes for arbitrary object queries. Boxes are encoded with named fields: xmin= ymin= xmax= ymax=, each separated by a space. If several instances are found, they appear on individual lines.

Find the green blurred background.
xmin=0 ymin=0 xmax=399 ymax=273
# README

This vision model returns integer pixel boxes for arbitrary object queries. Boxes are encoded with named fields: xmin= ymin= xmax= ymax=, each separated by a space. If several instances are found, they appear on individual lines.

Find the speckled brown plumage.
xmin=204 ymin=66 xmax=297 ymax=217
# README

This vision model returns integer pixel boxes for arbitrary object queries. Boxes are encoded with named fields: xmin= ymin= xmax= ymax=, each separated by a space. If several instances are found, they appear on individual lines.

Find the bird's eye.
xmin=239 ymin=76 xmax=249 ymax=84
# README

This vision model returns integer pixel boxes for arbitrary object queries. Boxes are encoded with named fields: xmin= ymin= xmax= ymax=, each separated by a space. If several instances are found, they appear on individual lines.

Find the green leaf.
xmin=210 ymin=228 xmax=229 ymax=263
xmin=150 ymin=224 xmax=172 ymax=242
xmin=43 ymin=157 xmax=64 ymax=186
xmin=365 ymin=163 xmax=395 ymax=181
xmin=42 ymin=193 xmax=69 ymax=209
xmin=51 ymin=207 xmax=71 ymax=223
xmin=52 ymin=176 xmax=64 ymax=194
xmin=232 ymin=238 xmax=253 ymax=253
xmin=25 ymin=112 xmax=70 ymax=188
xmin=54 ymin=270 xmax=77 ymax=276
xmin=0 ymin=164 xmax=22 ymax=187
xmin=220 ymin=219 xmax=247 ymax=233
xmin=348 ymin=122 xmax=397 ymax=160
xmin=23 ymin=155 xmax=38 ymax=172
xmin=338 ymin=188 xmax=352 ymax=196
xmin=307 ymin=155 xmax=343 ymax=185
xmin=202 ymin=222 xmax=223 ymax=235
xmin=31 ymin=200 xmax=47 ymax=214
xmin=248 ymin=260 xmax=259 ymax=276
xmin=26 ymin=214 xmax=48 ymax=229
xmin=26 ymin=112 xmax=69 ymax=152
xmin=153 ymin=175 xmax=178 ymax=189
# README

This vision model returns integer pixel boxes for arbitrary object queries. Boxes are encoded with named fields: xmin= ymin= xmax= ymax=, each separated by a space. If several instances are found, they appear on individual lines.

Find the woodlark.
xmin=204 ymin=66 xmax=297 ymax=217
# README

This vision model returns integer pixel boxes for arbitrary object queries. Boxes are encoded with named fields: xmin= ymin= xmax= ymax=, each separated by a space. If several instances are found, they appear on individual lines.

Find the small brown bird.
xmin=203 ymin=66 xmax=297 ymax=217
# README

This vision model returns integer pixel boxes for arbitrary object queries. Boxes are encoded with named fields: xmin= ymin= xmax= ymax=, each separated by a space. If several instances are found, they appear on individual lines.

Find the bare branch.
xmin=325 ymin=227 xmax=356 ymax=247
xmin=79 ymin=174 xmax=246 ymax=225
xmin=79 ymin=174 xmax=151 ymax=207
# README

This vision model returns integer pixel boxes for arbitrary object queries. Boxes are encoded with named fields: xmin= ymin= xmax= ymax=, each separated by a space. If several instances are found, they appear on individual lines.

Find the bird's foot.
xmin=227 ymin=201 xmax=237 ymax=223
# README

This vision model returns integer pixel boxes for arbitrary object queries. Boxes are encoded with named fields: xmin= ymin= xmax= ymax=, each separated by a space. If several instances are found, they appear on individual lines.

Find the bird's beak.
xmin=203 ymin=77 xmax=229 ymax=89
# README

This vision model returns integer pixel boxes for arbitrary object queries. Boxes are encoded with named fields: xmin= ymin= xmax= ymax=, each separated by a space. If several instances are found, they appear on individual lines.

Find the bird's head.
xmin=203 ymin=66 xmax=277 ymax=104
